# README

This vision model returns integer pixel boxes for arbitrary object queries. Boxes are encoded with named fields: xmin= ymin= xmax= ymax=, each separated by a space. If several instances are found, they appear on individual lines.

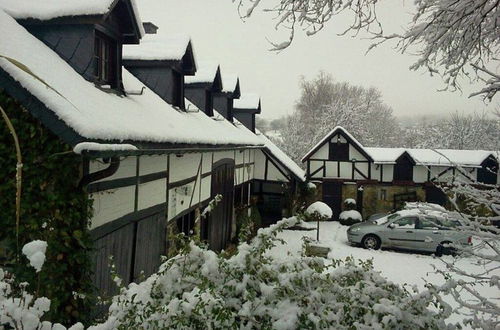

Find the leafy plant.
xmin=0 ymin=91 xmax=95 ymax=326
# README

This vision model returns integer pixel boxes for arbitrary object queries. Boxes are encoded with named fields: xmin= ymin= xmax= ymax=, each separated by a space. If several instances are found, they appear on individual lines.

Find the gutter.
xmin=78 ymin=156 xmax=120 ymax=188
xmin=79 ymin=145 xmax=264 ymax=159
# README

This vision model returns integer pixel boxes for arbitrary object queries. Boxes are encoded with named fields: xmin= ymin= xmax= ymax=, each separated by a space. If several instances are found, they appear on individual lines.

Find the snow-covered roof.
xmin=123 ymin=34 xmax=191 ymax=61
xmin=234 ymin=93 xmax=260 ymax=110
xmin=0 ymin=0 xmax=145 ymax=37
xmin=365 ymin=147 xmax=406 ymax=164
xmin=407 ymin=149 xmax=495 ymax=167
xmin=302 ymin=127 xmax=496 ymax=167
xmin=222 ymin=74 xmax=239 ymax=93
xmin=0 ymin=10 xmax=261 ymax=148
xmin=185 ymin=60 xmax=219 ymax=85
xmin=255 ymin=129 xmax=306 ymax=182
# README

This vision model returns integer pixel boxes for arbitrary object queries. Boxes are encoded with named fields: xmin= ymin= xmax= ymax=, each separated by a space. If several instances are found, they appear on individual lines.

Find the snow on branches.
xmin=237 ymin=0 xmax=500 ymax=100
xmin=91 ymin=216 xmax=452 ymax=329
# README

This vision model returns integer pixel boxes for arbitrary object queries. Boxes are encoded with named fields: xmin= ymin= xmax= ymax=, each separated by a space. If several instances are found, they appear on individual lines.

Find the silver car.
xmin=347 ymin=211 xmax=471 ymax=256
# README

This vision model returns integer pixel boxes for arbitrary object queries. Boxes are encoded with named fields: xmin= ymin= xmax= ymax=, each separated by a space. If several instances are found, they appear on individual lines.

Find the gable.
xmin=302 ymin=127 xmax=372 ymax=162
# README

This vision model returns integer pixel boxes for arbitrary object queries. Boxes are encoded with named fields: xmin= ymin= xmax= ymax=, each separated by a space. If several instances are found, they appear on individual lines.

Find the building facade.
xmin=0 ymin=0 xmax=304 ymax=300
xmin=303 ymin=127 xmax=499 ymax=220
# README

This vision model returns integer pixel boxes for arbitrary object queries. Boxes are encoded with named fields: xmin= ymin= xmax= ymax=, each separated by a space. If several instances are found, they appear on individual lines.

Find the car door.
xmin=386 ymin=216 xmax=418 ymax=249
xmin=414 ymin=217 xmax=442 ymax=252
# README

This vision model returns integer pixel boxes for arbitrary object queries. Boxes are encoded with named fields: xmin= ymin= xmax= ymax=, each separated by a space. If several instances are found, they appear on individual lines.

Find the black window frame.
xmin=176 ymin=210 xmax=196 ymax=237
xmin=172 ymin=69 xmax=185 ymax=109
xmin=94 ymin=31 xmax=117 ymax=87
xmin=205 ymin=90 xmax=213 ymax=115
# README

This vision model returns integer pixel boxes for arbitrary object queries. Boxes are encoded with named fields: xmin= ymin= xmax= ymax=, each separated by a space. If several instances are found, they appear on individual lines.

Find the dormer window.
xmin=94 ymin=32 xmax=117 ymax=86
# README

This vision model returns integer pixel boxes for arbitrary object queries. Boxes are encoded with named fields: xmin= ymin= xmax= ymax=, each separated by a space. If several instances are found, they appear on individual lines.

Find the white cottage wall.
xmin=90 ymin=186 xmax=136 ymax=229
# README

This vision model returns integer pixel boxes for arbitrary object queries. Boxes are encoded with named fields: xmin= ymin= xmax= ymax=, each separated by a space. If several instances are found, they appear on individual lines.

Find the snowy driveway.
xmin=269 ymin=221 xmax=500 ymax=327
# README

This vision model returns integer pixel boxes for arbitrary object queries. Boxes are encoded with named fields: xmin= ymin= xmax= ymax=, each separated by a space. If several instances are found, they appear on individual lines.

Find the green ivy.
xmin=0 ymin=90 xmax=95 ymax=326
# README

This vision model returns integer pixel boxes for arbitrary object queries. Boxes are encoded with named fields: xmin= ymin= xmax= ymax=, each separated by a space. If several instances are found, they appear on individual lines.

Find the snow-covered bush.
xmin=22 ymin=240 xmax=47 ymax=273
xmin=339 ymin=210 xmax=363 ymax=226
xmin=0 ymin=240 xmax=83 ymax=330
xmin=91 ymin=216 xmax=452 ymax=329
xmin=0 ymin=269 xmax=83 ymax=330
xmin=344 ymin=198 xmax=357 ymax=210
xmin=304 ymin=201 xmax=332 ymax=222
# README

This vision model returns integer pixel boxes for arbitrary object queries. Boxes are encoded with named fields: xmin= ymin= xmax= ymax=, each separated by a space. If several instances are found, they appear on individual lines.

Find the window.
xmin=418 ymin=217 xmax=440 ymax=230
xmin=394 ymin=155 xmax=414 ymax=181
xmin=176 ymin=210 xmax=196 ymax=236
xmin=94 ymin=32 xmax=116 ymax=86
xmin=379 ymin=189 xmax=387 ymax=201
xmin=329 ymin=142 xmax=349 ymax=161
xmin=205 ymin=90 xmax=213 ymax=115
xmin=392 ymin=217 xmax=417 ymax=229
xmin=172 ymin=70 xmax=184 ymax=109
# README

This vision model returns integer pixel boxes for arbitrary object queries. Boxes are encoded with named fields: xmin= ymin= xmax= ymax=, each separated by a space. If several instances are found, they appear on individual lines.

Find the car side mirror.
xmin=388 ymin=223 xmax=396 ymax=229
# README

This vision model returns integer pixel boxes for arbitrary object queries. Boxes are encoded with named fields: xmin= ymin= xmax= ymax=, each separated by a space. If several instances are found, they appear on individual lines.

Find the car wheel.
xmin=362 ymin=235 xmax=381 ymax=250
xmin=436 ymin=241 xmax=455 ymax=257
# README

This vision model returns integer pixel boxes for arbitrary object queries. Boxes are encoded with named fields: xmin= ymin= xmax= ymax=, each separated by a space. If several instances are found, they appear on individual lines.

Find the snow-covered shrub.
xmin=304 ymin=201 xmax=333 ymax=222
xmin=0 ymin=269 xmax=83 ymax=330
xmin=22 ymin=240 xmax=47 ymax=273
xmin=0 ymin=240 xmax=83 ymax=330
xmin=344 ymin=198 xmax=357 ymax=210
xmin=91 ymin=216 xmax=452 ymax=329
xmin=339 ymin=210 xmax=363 ymax=226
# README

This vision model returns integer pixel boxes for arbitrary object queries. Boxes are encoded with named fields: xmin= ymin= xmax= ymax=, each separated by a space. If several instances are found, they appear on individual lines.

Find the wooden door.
xmin=93 ymin=212 xmax=165 ymax=296
xmin=133 ymin=212 xmax=165 ymax=282
xmin=209 ymin=160 xmax=235 ymax=252
xmin=322 ymin=181 xmax=342 ymax=220
xmin=93 ymin=223 xmax=135 ymax=298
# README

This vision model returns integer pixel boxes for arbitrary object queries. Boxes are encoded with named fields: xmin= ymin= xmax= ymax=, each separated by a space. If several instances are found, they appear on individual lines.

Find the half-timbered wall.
xmin=253 ymin=149 xmax=289 ymax=182
xmin=88 ymin=149 xmax=256 ymax=231
xmin=307 ymin=133 xmax=371 ymax=181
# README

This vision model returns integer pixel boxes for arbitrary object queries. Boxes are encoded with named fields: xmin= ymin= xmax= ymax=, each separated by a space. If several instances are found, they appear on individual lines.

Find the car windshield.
xmin=374 ymin=213 xmax=400 ymax=225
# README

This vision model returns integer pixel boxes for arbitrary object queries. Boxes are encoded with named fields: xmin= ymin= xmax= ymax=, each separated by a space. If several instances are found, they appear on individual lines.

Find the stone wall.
xmin=361 ymin=184 xmax=425 ymax=218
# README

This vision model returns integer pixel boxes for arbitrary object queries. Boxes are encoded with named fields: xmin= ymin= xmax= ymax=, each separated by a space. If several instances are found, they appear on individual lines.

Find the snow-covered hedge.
xmin=90 ymin=216 xmax=451 ymax=329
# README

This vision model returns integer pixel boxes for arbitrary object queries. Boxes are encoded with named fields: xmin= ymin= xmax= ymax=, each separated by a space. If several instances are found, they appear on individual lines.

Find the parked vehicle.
xmin=365 ymin=213 xmax=388 ymax=222
xmin=347 ymin=210 xmax=471 ymax=256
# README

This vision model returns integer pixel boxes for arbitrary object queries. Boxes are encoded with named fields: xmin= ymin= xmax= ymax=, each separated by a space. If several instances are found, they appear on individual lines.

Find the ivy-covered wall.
xmin=0 ymin=90 xmax=94 ymax=326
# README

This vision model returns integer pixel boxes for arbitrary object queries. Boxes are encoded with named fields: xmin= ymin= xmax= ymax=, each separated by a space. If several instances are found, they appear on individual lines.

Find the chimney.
xmin=143 ymin=22 xmax=159 ymax=34
xmin=233 ymin=94 xmax=261 ymax=132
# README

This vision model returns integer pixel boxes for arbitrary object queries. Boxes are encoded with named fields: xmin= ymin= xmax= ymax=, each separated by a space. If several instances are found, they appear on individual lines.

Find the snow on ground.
xmin=269 ymin=221 xmax=500 ymax=327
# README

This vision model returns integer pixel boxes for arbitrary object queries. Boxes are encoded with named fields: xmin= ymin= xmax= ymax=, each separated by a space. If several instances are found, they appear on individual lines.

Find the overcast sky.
xmin=137 ymin=0 xmax=495 ymax=120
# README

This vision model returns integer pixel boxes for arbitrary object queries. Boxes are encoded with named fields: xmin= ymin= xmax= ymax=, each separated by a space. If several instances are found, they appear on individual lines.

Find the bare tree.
xmin=276 ymin=72 xmax=399 ymax=165
xmin=401 ymin=111 xmax=500 ymax=150
xmin=235 ymin=0 xmax=500 ymax=100
xmin=435 ymin=173 xmax=500 ymax=328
